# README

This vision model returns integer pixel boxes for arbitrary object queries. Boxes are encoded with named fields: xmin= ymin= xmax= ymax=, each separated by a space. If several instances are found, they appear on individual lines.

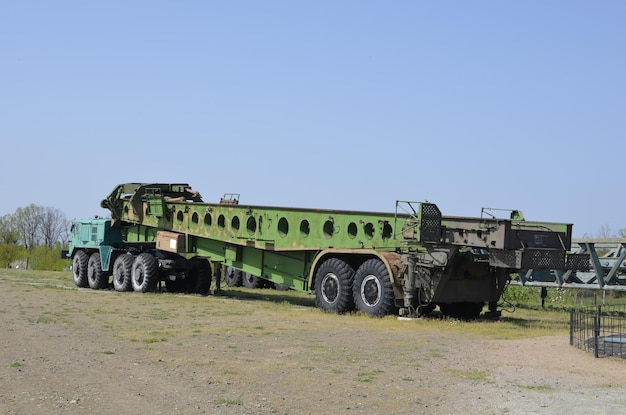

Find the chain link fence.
xmin=570 ymin=305 xmax=626 ymax=359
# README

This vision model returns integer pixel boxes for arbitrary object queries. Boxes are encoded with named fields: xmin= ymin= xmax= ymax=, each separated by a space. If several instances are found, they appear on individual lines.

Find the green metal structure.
xmin=68 ymin=182 xmax=587 ymax=318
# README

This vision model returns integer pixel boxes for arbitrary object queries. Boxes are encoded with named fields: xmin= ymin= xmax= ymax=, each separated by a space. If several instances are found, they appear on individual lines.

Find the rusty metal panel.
xmin=442 ymin=217 xmax=572 ymax=252
xmin=441 ymin=217 xmax=509 ymax=249
xmin=489 ymin=249 xmax=522 ymax=268
xmin=156 ymin=231 xmax=186 ymax=254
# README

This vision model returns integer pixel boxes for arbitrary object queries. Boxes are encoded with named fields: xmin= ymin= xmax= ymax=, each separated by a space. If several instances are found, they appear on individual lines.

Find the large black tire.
xmin=353 ymin=258 xmax=395 ymax=317
xmin=224 ymin=267 xmax=243 ymax=287
xmin=189 ymin=258 xmax=212 ymax=296
xmin=112 ymin=254 xmax=134 ymax=292
xmin=88 ymin=252 xmax=109 ymax=289
xmin=242 ymin=272 xmax=262 ymax=288
xmin=165 ymin=279 xmax=184 ymax=293
xmin=314 ymin=258 xmax=355 ymax=313
xmin=72 ymin=250 xmax=89 ymax=288
xmin=131 ymin=253 xmax=159 ymax=293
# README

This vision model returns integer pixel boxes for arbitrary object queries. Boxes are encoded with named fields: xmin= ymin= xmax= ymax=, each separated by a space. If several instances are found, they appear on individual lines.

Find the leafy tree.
xmin=0 ymin=214 xmax=23 ymax=267
xmin=29 ymin=244 xmax=67 ymax=271
xmin=0 ymin=214 xmax=19 ymax=244
xmin=0 ymin=205 xmax=70 ymax=269
xmin=0 ymin=243 xmax=24 ymax=268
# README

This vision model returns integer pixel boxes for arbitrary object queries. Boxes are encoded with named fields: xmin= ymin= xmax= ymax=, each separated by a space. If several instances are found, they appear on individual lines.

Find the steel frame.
xmin=512 ymin=238 xmax=626 ymax=291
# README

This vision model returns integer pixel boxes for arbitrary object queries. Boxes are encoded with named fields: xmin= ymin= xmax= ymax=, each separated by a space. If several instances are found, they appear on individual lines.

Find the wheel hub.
xmin=360 ymin=274 xmax=381 ymax=307
xmin=321 ymin=273 xmax=339 ymax=304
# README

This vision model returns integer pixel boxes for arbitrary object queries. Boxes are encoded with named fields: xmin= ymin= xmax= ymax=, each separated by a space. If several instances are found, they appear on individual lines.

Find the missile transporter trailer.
xmin=68 ymin=183 xmax=588 ymax=319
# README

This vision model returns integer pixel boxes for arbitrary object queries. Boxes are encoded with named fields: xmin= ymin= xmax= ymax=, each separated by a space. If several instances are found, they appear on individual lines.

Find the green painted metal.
xmin=106 ymin=183 xmax=572 ymax=288
xmin=118 ymin=195 xmax=431 ymax=252
xmin=107 ymin=184 xmax=572 ymax=254
xmin=86 ymin=182 xmax=584 ymax=318
xmin=68 ymin=218 xmax=123 ymax=271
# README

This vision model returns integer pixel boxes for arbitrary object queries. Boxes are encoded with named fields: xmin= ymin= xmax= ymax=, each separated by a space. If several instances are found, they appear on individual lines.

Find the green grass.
xmin=143 ymin=337 xmax=166 ymax=343
xmin=503 ymin=285 xmax=626 ymax=310
xmin=449 ymin=369 xmax=491 ymax=382
xmin=2 ymin=269 xmax=619 ymax=345
xmin=355 ymin=369 xmax=384 ymax=383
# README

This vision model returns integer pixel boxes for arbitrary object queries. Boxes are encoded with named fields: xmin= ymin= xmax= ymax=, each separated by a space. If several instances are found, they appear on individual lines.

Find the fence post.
xmin=594 ymin=305 xmax=601 ymax=358
xmin=570 ymin=308 xmax=574 ymax=346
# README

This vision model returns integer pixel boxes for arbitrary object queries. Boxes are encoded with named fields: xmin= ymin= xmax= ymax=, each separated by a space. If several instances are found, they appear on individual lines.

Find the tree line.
xmin=0 ymin=205 xmax=70 ymax=270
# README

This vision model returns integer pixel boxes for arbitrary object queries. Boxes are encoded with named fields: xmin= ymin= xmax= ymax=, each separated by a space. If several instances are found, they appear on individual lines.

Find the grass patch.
xmin=449 ymin=369 xmax=490 ymax=382
xmin=34 ymin=314 xmax=55 ymax=324
xmin=516 ymin=384 xmax=555 ymax=392
xmin=355 ymin=369 xmax=383 ymax=383
xmin=143 ymin=337 xmax=166 ymax=343
xmin=9 ymin=361 xmax=25 ymax=367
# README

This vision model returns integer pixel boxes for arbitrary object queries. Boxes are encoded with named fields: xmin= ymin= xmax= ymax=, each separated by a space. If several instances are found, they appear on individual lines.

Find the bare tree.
xmin=597 ymin=224 xmax=616 ymax=239
xmin=13 ymin=204 xmax=44 ymax=249
xmin=40 ymin=207 xmax=70 ymax=248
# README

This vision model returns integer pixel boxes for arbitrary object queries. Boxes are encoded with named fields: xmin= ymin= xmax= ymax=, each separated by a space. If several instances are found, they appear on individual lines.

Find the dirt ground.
xmin=1 ymin=270 xmax=626 ymax=415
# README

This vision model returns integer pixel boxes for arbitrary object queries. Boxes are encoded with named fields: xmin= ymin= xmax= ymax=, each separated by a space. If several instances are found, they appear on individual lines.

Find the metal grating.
xmin=566 ymin=254 xmax=591 ymax=271
xmin=419 ymin=203 xmax=442 ymax=243
xmin=571 ymin=305 xmax=626 ymax=359
xmin=490 ymin=249 xmax=522 ymax=268
xmin=521 ymin=249 xmax=566 ymax=269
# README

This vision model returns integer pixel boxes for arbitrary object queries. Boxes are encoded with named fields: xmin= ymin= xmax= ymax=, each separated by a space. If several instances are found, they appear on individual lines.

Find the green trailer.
xmin=68 ymin=183 xmax=586 ymax=318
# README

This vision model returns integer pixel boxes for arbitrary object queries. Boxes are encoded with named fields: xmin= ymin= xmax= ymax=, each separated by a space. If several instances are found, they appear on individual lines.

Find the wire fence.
xmin=570 ymin=305 xmax=626 ymax=359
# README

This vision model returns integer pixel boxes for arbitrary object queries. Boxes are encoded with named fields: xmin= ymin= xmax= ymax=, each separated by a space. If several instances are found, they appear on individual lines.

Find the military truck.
xmin=68 ymin=183 xmax=587 ymax=318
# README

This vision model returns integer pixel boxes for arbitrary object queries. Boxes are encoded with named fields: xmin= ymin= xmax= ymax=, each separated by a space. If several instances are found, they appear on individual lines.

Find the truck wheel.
xmin=242 ymin=272 xmax=262 ymax=288
xmin=72 ymin=250 xmax=89 ymax=288
xmin=353 ymin=258 xmax=395 ymax=317
xmin=190 ymin=258 xmax=212 ymax=295
xmin=112 ymin=254 xmax=134 ymax=292
xmin=165 ymin=279 xmax=184 ymax=293
xmin=131 ymin=253 xmax=159 ymax=293
xmin=314 ymin=258 xmax=355 ymax=313
xmin=224 ymin=267 xmax=243 ymax=287
xmin=88 ymin=252 xmax=109 ymax=289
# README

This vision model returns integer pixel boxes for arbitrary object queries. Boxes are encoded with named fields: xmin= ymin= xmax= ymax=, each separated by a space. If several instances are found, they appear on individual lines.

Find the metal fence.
xmin=570 ymin=305 xmax=626 ymax=359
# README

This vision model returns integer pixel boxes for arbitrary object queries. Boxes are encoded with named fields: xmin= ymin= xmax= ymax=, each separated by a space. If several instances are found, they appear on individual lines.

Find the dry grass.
xmin=0 ymin=269 xmax=572 ymax=340
xmin=2 ymin=269 xmax=626 ymax=415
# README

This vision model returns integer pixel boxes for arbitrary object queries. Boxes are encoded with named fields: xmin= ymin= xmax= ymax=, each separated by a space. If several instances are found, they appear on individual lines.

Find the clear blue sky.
xmin=1 ymin=1 xmax=624 ymax=237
